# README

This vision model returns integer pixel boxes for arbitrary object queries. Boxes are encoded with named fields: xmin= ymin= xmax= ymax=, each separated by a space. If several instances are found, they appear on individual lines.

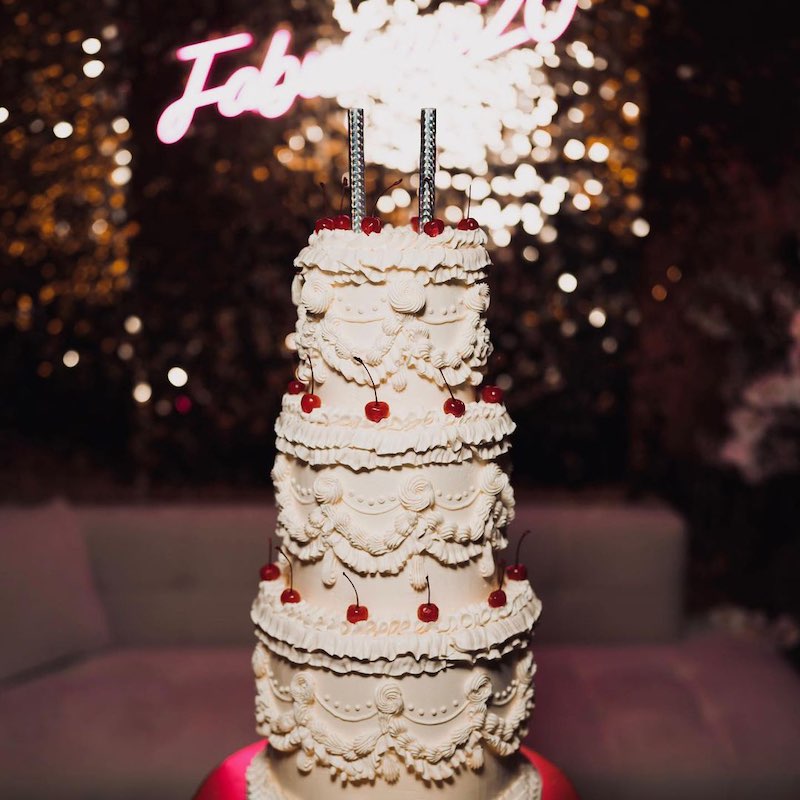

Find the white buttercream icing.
xmin=249 ymin=220 xmax=538 ymax=800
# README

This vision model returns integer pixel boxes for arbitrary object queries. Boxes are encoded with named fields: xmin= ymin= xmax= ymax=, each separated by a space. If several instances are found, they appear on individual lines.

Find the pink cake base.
xmin=193 ymin=742 xmax=579 ymax=800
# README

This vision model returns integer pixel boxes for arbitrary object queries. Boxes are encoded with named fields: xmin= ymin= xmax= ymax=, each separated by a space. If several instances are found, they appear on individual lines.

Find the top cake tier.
xmin=288 ymin=224 xmax=510 ymax=433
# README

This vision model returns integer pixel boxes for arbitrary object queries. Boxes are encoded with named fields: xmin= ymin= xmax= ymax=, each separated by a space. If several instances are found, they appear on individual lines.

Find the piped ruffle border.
xmin=251 ymin=578 xmax=540 ymax=677
xmin=295 ymin=225 xmax=491 ymax=286
xmin=275 ymin=397 xmax=515 ymax=469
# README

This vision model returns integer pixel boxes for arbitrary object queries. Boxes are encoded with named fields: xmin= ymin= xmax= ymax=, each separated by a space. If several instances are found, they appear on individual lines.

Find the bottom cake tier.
xmin=248 ymin=645 xmax=537 ymax=799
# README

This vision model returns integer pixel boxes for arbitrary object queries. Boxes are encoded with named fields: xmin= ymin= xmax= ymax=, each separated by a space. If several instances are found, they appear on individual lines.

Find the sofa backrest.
xmin=0 ymin=501 xmax=111 ymax=681
xmin=78 ymin=501 xmax=686 ymax=647
xmin=515 ymin=502 xmax=686 ymax=643
xmin=80 ymin=505 xmax=269 ymax=646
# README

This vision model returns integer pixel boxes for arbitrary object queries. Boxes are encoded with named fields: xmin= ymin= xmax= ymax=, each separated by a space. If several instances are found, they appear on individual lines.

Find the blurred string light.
xmin=133 ymin=382 xmax=152 ymax=403
xmin=558 ymin=272 xmax=578 ymax=292
xmin=167 ymin=366 xmax=188 ymax=387
xmin=83 ymin=59 xmax=105 ymax=78
xmin=81 ymin=37 xmax=101 ymax=54
xmin=124 ymin=315 xmax=142 ymax=335
xmin=0 ymin=2 xmax=134 ymax=384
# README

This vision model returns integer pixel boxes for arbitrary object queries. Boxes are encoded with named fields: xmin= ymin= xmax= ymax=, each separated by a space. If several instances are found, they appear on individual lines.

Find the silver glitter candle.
xmin=347 ymin=108 xmax=366 ymax=230
xmin=419 ymin=108 xmax=437 ymax=227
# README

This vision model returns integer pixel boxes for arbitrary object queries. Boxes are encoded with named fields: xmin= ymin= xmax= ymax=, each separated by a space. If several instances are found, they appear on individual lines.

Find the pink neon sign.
xmin=156 ymin=0 xmax=579 ymax=144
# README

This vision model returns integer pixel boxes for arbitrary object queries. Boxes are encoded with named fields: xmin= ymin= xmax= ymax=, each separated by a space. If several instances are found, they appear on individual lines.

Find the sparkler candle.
xmin=419 ymin=107 xmax=437 ymax=226
xmin=347 ymin=108 xmax=366 ymax=230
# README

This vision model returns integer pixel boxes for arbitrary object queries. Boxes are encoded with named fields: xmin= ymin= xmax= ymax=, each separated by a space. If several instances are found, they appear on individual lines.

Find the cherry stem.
xmin=343 ymin=572 xmax=360 ymax=608
xmin=319 ymin=182 xmax=329 ymax=212
xmin=269 ymin=539 xmax=273 ymax=562
xmin=277 ymin=547 xmax=293 ymax=590
xmin=354 ymin=356 xmax=378 ymax=404
xmin=307 ymin=356 xmax=315 ymax=395
xmin=339 ymin=176 xmax=349 ymax=214
xmin=426 ymin=575 xmax=431 ymax=605
xmin=439 ymin=367 xmax=455 ymax=400
xmin=497 ymin=559 xmax=506 ymax=590
xmin=465 ymin=182 xmax=473 ymax=219
xmin=515 ymin=530 xmax=531 ymax=564
xmin=371 ymin=178 xmax=402 ymax=216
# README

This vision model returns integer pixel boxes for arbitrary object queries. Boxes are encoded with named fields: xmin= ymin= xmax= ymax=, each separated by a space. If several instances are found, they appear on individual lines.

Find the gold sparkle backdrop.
xmin=0 ymin=1 xmax=133 ymax=375
xmin=1 ymin=0 xmax=649 ymax=491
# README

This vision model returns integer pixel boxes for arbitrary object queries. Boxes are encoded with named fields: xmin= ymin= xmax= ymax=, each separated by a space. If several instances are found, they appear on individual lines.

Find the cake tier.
xmin=291 ymin=224 xmax=494 ymax=417
xmin=250 ymin=646 xmax=537 ymax=792
xmin=276 ymin=395 xmax=514 ymax=469
xmin=273 ymin=455 xmax=514 ymax=598
xmin=251 ymin=577 xmax=540 ymax=677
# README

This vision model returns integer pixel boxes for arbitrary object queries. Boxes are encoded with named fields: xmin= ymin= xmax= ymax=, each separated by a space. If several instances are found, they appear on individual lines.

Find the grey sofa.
xmin=1 ymin=501 xmax=799 ymax=800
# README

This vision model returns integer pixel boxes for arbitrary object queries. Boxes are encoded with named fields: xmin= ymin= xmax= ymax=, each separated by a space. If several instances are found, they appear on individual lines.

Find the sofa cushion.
xmin=527 ymin=632 xmax=800 ymax=800
xmin=0 ymin=501 xmax=110 ymax=681
xmin=0 ymin=647 xmax=255 ymax=800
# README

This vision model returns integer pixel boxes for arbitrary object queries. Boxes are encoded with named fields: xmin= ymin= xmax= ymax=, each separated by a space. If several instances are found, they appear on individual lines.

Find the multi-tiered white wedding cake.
xmin=246 ymin=110 xmax=541 ymax=800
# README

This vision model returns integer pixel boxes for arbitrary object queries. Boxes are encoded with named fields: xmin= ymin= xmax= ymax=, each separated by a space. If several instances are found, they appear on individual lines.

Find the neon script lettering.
xmin=156 ymin=0 xmax=579 ymax=144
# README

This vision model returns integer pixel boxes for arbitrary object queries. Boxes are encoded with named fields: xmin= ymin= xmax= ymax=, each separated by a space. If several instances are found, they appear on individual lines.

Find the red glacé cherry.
xmin=481 ymin=385 xmax=504 ymax=404
xmin=260 ymin=562 xmax=280 ymax=581
xmin=361 ymin=216 xmax=382 ymax=235
xmin=287 ymin=379 xmax=306 ymax=395
xmin=347 ymin=604 xmax=369 ymax=623
xmin=365 ymin=401 xmax=390 ymax=422
xmin=333 ymin=214 xmax=352 ymax=230
xmin=457 ymin=217 xmax=479 ymax=230
xmin=301 ymin=393 xmax=321 ymax=413
xmin=506 ymin=564 xmax=528 ymax=581
xmin=424 ymin=218 xmax=445 ymax=237
xmin=281 ymin=587 xmax=301 ymax=604
xmin=443 ymin=397 xmax=466 ymax=417
xmin=488 ymin=589 xmax=507 ymax=608
xmin=411 ymin=216 xmax=420 ymax=233
xmin=417 ymin=602 xmax=439 ymax=623
xmin=315 ymin=217 xmax=334 ymax=233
